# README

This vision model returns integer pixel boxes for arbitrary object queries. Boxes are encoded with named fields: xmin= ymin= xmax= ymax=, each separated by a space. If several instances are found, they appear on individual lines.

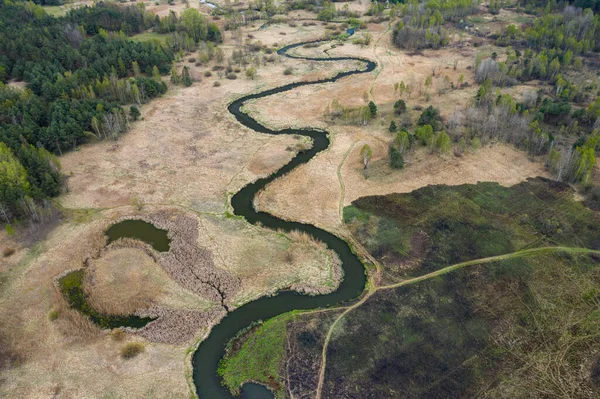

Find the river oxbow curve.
xmin=192 ymin=38 xmax=377 ymax=399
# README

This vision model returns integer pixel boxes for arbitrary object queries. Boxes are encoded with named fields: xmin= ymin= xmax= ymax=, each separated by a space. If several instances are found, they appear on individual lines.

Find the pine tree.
xmin=368 ymin=101 xmax=377 ymax=118
xmin=181 ymin=66 xmax=192 ymax=87
xmin=389 ymin=145 xmax=404 ymax=169
xmin=170 ymin=66 xmax=180 ymax=84
xmin=130 ymin=106 xmax=141 ymax=121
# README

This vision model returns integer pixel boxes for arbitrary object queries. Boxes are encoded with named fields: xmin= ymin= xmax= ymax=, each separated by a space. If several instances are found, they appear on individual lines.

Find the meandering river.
xmin=190 ymin=39 xmax=376 ymax=398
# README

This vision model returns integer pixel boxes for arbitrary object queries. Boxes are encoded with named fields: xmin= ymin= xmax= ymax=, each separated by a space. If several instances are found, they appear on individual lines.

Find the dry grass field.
xmin=0 ymin=203 xmax=337 ymax=397
xmin=84 ymin=245 xmax=213 ymax=316
xmin=250 ymin=29 xmax=549 ymax=231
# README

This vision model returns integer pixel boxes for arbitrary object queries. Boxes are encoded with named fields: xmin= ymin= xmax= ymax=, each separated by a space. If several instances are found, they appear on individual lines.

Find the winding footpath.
xmin=191 ymin=39 xmax=376 ymax=398
xmin=314 ymin=245 xmax=600 ymax=397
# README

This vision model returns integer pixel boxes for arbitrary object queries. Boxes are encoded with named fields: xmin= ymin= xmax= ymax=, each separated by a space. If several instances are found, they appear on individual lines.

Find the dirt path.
xmin=368 ymin=20 xmax=392 ymax=98
xmin=336 ymin=142 xmax=355 ymax=221
xmin=335 ymin=21 xmax=392 ymax=223
xmin=314 ymin=246 xmax=600 ymax=398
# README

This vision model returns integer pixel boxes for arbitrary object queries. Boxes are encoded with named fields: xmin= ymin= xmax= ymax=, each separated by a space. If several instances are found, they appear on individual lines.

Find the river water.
xmin=191 ymin=40 xmax=376 ymax=398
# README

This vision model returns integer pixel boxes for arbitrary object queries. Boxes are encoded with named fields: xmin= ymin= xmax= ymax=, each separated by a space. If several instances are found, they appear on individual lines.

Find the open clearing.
xmin=0 ymin=203 xmax=337 ymax=397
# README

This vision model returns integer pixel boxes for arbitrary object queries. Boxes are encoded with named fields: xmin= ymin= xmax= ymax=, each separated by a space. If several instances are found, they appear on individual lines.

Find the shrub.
xmin=248 ymin=42 xmax=263 ymax=52
xmin=226 ymin=73 xmax=237 ymax=80
xmin=129 ymin=106 xmax=140 ymax=121
xmin=245 ymin=67 xmax=257 ymax=80
xmin=213 ymin=81 xmax=221 ymax=87
xmin=48 ymin=309 xmax=60 ymax=321
xmin=418 ymin=105 xmax=442 ymax=130
xmin=188 ymin=58 xmax=196 ymax=63
xmin=584 ymin=186 xmax=600 ymax=211
xmin=394 ymin=99 xmax=406 ymax=114
xmin=5 ymin=225 xmax=15 ymax=236
xmin=283 ymin=67 xmax=293 ymax=75
xmin=204 ymin=70 xmax=212 ymax=77
xmin=389 ymin=145 xmax=405 ymax=169
xmin=389 ymin=120 xmax=398 ymax=133
xmin=120 ymin=342 xmax=145 ymax=359
xmin=2 ymin=247 xmax=15 ymax=257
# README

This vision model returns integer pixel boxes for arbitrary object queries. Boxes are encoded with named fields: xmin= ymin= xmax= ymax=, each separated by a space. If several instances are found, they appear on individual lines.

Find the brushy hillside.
xmin=344 ymin=177 xmax=600 ymax=281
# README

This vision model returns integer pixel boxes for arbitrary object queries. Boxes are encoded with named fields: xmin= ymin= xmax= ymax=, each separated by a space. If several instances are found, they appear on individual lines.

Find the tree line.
xmin=0 ymin=1 xmax=221 ymax=222
xmin=392 ymin=0 xmax=479 ymax=50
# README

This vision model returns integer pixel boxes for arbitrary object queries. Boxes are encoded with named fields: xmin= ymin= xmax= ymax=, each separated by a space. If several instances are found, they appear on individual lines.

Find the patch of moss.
xmin=48 ymin=309 xmax=60 ymax=321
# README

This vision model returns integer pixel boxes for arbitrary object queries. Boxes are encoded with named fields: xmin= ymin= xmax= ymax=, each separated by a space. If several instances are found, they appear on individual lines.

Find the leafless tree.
xmin=0 ymin=202 xmax=12 ymax=225
xmin=63 ymin=23 xmax=84 ymax=47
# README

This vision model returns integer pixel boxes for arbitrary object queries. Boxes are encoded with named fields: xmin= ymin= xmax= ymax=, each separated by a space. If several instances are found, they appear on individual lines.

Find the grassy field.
xmin=42 ymin=5 xmax=69 ymax=17
xmin=130 ymin=31 xmax=168 ymax=44
xmin=218 ymin=313 xmax=294 ymax=396
xmin=323 ymin=251 xmax=600 ymax=398
xmin=219 ymin=310 xmax=343 ymax=398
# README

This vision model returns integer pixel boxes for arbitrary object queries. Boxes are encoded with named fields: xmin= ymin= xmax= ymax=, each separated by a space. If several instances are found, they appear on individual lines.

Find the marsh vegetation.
xmin=220 ymin=178 xmax=600 ymax=398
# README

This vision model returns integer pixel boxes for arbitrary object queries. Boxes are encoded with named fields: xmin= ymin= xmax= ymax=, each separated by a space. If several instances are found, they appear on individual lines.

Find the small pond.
xmin=105 ymin=219 xmax=170 ymax=252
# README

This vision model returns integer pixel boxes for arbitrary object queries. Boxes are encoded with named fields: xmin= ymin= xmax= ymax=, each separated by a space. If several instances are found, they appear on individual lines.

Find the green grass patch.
xmin=48 ymin=308 xmax=60 ymax=321
xmin=468 ymin=16 xmax=485 ymax=23
xmin=43 ymin=5 xmax=68 ymax=17
xmin=218 ymin=313 xmax=294 ymax=396
xmin=130 ymin=31 xmax=168 ymax=44
xmin=513 ymin=15 xmax=532 ymax=24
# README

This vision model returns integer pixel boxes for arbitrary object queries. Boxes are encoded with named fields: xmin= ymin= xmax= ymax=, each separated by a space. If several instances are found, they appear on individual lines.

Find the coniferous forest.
xmin=0 ymin=1 xmax=220 ymax=222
